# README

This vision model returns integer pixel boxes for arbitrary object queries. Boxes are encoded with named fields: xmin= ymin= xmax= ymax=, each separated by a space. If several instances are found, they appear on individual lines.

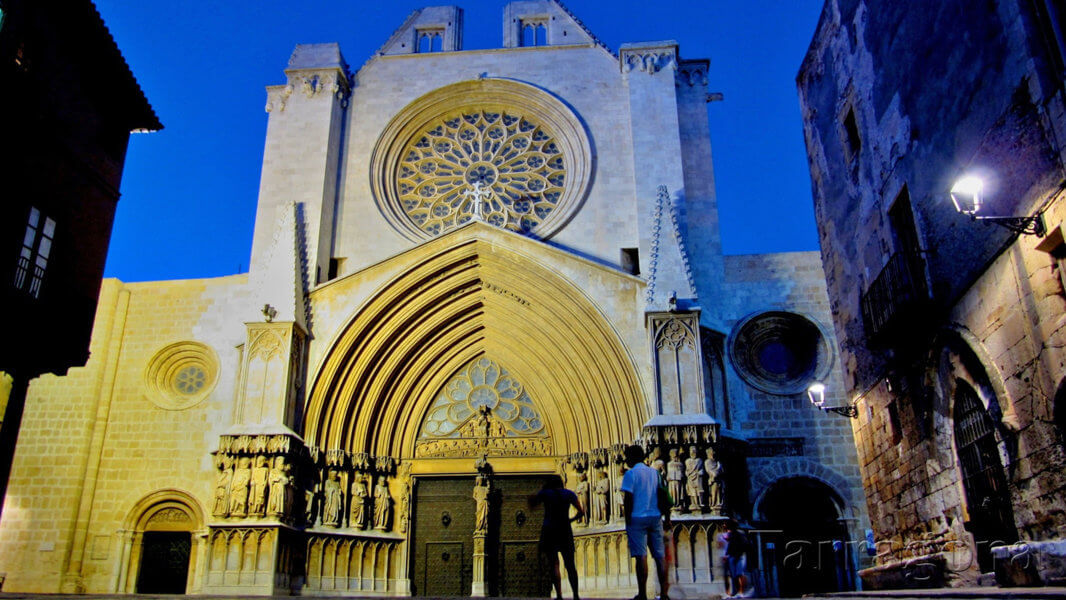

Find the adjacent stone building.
xmin=0 ymin=0 xmax=160 ymax=510
xmin=799 ymin=0 xmax=1066 ymax=589
xmin=0 ymin=2 xmax=865 ymax=595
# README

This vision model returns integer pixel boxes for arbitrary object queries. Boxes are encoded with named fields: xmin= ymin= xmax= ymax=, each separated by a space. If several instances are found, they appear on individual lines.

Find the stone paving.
xmin=0 ymin=591 xmax=1064 ymax=600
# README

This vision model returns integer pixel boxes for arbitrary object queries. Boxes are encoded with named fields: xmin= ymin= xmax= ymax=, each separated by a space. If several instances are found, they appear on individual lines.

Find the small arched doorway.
xmin=120 ymin=490 xmax=204 ymax=594
xmin=953 ymin=381 xmax=1016 ymax=572
xmin=757 ymin=476 xmax=852 ymax=597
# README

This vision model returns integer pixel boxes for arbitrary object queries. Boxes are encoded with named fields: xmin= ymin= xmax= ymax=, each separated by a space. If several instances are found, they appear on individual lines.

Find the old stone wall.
xmin=0 ymin=275 xmax=249 ymax=592
xmin=799 ymin=0 xmax=1066 ymax=584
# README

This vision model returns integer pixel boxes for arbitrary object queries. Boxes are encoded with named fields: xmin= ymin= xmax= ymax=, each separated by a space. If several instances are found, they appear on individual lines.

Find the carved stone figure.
xmin=706 ymin=447 xmax=723 ymax=514
xmin=323 ymin=469 xmax=343 ymax=527
xmin=574 ymin=472 xmax=590 ymax=525
xmin=650 ymin=447 xmax=666 ymax=479
xmin=213 ymin=455 xmax=232 ymax=517
xmin=666 ymin=448 xmax=684 ymax=513
xmin=250 ymin=455 xmax=269 ymax=516
xmin=594 ymin=469 xmax=610 ymax=524
xmin=398 ymin=479 xmax=411 ymax=534
xmin=283 ymin=463 xmax=295 ymax=517
xmin=305 ymin=481 xmax=319 ymax=525
xmin=685 ymin=445 xmax=706 ymax=511
xmin=351 ymin=474 xmax=370 ymax=529
xmin=374 ymin=476 xmax=391 ymax=530
xmin=473 ymin=475 xmax=490 ymax=533
xmin=267 ymin=457 xmax=286 ymax=516
xmin=229 ymin=457 xmax=252 ymax=517
xmin=614 ymin=463 xmax=626 ymax=521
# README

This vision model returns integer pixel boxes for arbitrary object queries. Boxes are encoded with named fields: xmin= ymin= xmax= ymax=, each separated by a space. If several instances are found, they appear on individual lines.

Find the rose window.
xmin=420 ymin=357 xmax=545 ymax=438
xmin=397 ymin=110 xmax=566 ymax=236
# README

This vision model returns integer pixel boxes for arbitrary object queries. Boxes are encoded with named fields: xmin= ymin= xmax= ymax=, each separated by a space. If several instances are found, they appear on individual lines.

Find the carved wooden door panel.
xmin=490 ymin=477 xmax=551 ymax=597
xmin=136 ymin=531 xmax=190 ymax=593
xmin=412 ymin=477 xmax=475 ymax=596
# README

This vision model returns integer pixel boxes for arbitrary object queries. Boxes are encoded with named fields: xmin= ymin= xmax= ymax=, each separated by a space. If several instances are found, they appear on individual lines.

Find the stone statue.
xmin=706 ymin=447 xmax=723 ymax=514
xmin=473 ymin=474 xmax=490 ymax=534
xmin=305 ymin=481 xmax=319 ymax=526
xmin=614 ymin=463 xmax=626 ymax=521
xmin=374 ymin=476 xmax=391 ymax=530
xmin=213 ymin=455 xmax=232 ymax=517
xmin=398 ymin=479 xmax=411 ymax=534
xmin=574 ymin=471 xmax=590 ymax=525
xmin=323 ymin=469 xmax=343 ymax=527
xmin=267 ymin=457 xmax=286 ymax=516
xmin=250 ymin=455 xmax=269 ymax=516
xmin=685 ymin=445 xmax=706 ymax=512
xmin=666 ymin=448 xmax=684 ymax=513
xmin=229 ymin=456 xmax=252 ymax=517
xmin=283 ymin=463 xmax=295 ymax=517
xmin=594 ymin=468 xmax=610 ymax=524
xmin=352 ymin=473 xmax=370 ymax=529
xmin=650 ymin=447 xmax=666 ymax=479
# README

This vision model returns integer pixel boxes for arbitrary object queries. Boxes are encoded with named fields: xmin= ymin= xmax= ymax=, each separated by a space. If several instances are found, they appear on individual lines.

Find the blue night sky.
xmin=94 ymin=1 xmax=824 ymax=282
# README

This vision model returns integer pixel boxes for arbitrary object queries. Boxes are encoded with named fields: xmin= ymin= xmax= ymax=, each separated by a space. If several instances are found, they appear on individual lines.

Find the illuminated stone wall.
xmin=0 ymin=1 xmax=866 ymax=595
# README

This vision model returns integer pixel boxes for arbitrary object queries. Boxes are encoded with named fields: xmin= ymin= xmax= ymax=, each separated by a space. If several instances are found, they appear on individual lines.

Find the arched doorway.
xmin=120 ymin=489 xmax=205 ymax=594
xmin=757 ymin=476 xmax=852 ymax=597
xmin=953 ymin=381 xmax=1016 ymax=572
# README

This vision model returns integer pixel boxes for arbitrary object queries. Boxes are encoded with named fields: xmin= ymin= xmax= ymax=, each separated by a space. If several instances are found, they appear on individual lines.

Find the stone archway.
xmin=118 ymin=489 xmax=206 ymax=594
xmin=755 ymin=476 xmax=852 ymax=597
xmin=303 ymin=228 xmax=647 ymax=459
xmin=953 ymin=380 xmax=1017 ymax=572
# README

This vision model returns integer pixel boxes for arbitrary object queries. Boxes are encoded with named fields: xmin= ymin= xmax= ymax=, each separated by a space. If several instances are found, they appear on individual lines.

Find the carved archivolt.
xmin=143 ymin=341 xmax=219 ymax=410
xmin=370 ymin=79 xmax=592 ymax=242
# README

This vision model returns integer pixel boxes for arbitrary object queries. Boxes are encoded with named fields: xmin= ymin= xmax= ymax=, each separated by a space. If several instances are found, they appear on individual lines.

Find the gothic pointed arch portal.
xmin=304 ymin=228 xmax=646 ymax=463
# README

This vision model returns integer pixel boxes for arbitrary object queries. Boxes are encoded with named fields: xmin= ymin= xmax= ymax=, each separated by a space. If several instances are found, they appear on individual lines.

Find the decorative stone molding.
xmin=619 ymin=42 xmax=678 ymax=74
xmin=677 ymin=60 xmax=709 ymax=87
xmin=143 ymin=341 xmax=219 ymax=410
xmin=370 ymin=79 xmax=593 ymax=242
xmin=646 ymin=185 xmax=698 ymax=306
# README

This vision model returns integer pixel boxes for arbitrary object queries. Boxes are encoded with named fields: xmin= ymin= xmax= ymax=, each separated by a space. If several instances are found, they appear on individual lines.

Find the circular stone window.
xmin=727 ymin=311 xmax=833 ymax=395
xmin=370 ymin=79 xmax=592 ymax=241
xmin=144 ymin=341 xmax=219 ymax=410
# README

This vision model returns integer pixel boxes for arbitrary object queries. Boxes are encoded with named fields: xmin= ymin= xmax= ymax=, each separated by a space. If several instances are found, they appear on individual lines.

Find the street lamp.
xmin=807 ymin=381 xmax=857 ymax=418
xmin=950 ymin=175 xmax=1046 ymax=236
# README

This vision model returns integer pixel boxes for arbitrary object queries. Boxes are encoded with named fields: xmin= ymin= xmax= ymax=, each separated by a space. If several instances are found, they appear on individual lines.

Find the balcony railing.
xmin=860 ymin=251 xmax=929 ymax=345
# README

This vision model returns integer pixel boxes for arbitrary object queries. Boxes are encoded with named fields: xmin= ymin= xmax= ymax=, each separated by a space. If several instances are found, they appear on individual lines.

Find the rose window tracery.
xmin=397 ymin=110 xmax=566 ymax=236
xmin=420 ymin=357 xmax=544 ymax=438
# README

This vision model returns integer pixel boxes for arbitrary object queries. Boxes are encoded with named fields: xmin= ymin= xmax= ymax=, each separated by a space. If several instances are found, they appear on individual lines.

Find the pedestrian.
xmin=621 ymin=444 xmax=670 ymax=600
xmin=529 ymin=474 xmax=584 ymax=600
xmin=722 ymin=519 xmax=753 ymax=598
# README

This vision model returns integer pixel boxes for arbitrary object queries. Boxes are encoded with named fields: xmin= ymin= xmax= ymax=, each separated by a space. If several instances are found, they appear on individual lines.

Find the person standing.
xmin=621 ymin=445 xmax=670 ymax=600
xmin=723 ymin=519 xmax=753 ymax=598
xmin=530 ymin=475 xmax=584 ymax=600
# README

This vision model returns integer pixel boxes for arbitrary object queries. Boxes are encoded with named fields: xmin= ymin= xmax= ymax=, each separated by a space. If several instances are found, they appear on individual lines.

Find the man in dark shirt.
xmin=530 ymin=475 xmax=585 ymax=600
xmin=722 ymin=519 xmax=753 ymax=598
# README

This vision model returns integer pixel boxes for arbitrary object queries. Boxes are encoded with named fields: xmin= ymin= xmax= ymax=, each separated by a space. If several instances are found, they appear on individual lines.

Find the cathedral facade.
xmin=0 ymin=3 xmax=866 ymax=596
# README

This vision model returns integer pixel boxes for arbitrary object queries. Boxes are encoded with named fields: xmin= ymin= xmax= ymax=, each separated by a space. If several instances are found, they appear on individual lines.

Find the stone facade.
xmin=799 ymin=0 xmax=1066 ymax=589
xmin=0 ymin=2 xmax=865 ymax=596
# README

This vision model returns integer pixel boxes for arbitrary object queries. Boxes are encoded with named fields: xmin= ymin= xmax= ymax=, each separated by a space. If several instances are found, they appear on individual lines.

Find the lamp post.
xmin=950 ymin=175 xmax=1046 ymax=236
xmin=807 ymin=382 xmax=857 ymax=419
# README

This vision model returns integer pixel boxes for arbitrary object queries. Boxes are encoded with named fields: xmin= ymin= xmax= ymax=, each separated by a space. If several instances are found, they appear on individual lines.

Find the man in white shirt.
xmin=621 ymin=444 xmax=671 ymax=600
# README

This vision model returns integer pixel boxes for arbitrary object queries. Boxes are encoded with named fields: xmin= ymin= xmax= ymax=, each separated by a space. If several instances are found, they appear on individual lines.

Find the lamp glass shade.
xmin=950 ymin=175 xmax=983 ymax=215
xmin=807 ymin=382 xmax=826 ymax=407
